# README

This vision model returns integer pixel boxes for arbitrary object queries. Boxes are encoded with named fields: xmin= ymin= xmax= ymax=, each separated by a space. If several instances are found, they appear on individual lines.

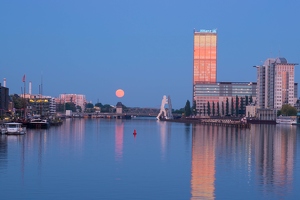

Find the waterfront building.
xmin=26 ymin=95 xmax=55 ymax=116
xmin=193 ymin=82 xmax=257 ymax=116
xmin=256 ymin=57 xmax=298 ymax=110
xmin=57 ymin=94 xmax=87 ymax=111
xmin=193 ymin=29 xmax=217 ymax=84
xmin=0 ymin=84 xmax=9 ymax=115
xmin=116 ymin=102 xmax=123 ymax=114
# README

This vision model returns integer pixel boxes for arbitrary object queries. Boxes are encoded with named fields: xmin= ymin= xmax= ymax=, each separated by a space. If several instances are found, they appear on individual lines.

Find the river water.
xmin=0 ymin=118 xmax=299 ymax=200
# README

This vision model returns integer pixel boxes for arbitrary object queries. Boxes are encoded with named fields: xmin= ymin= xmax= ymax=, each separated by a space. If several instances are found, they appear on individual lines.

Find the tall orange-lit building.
xmin=193 ymin=29 xmax=217 ymax=84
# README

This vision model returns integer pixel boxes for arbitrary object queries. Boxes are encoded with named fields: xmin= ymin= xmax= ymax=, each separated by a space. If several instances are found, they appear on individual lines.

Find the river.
xmin=0 ymin=118 xmax=299 ymax=199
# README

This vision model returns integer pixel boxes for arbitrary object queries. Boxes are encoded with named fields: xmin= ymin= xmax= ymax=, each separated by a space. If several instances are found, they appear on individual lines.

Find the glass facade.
xmin=193 ymin=82 xmax=257 ymax=116
xmin=193 ymin=30 xmax=217 ymax=84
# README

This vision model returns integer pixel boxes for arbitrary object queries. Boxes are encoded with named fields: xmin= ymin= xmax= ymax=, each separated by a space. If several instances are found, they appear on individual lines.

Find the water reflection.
xmin=252 ymin=125 xmax=296 ymax=197
xmin=115 ymin=120 xmax=124 ymax=161
xmin=190 ymin=124 xmax=297 ymax=199
xmin=191 ymin=125 xmax=216 ymax=200
xmin=0 ymin=135 xmax=8 ymax=172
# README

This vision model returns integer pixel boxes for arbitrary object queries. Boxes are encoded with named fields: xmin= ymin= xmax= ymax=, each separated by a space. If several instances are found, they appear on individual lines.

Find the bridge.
xmin=62 ymin=107 xmax=181 ymax=119
xmin=65 ymin=107 xmax=161 ymax=118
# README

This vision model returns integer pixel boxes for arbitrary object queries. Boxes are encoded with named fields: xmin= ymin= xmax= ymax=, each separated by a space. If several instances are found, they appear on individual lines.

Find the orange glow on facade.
xmin=193 ymin=30 xmax=217 ymax=84
xmin=116 ymin=89 xmax=125 ymax=98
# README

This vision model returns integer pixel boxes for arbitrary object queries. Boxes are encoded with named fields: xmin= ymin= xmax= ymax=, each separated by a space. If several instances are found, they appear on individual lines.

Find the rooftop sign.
xmin=197 ymin=29 xmax=217 ymax=33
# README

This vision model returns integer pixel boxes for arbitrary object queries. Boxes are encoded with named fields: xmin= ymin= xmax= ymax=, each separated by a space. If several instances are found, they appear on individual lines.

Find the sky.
xmin=0 ymin=0 xmax=299 ymax=109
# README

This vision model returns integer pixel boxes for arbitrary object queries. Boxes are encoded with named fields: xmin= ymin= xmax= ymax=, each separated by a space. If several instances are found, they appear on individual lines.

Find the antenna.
xmin=41 ymin=72 xmax=43 ymax=97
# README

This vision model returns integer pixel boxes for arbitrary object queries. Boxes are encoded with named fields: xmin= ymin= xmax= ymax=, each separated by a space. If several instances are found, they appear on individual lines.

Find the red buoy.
xmin=133 ymin=129 xmax=137 ymax=136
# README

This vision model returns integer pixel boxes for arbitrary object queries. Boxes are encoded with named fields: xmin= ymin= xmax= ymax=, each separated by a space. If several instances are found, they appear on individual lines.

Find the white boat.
xmin=276 ymin=116 xmax=297 ymax=125
xmin=1 ymin=123 xmax=26 ymax=135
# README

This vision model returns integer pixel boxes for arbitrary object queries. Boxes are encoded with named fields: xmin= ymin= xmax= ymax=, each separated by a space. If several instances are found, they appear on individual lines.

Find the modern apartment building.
xmin=58 ymin=94 xmax=87 ymax=111
xmin=255 ymin=57 xmax=298 ymax=110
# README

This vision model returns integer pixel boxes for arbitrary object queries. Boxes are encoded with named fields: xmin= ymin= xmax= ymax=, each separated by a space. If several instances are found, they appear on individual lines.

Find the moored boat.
xmin=276 ymin=116 xmax=297 ymax=125
xmin=1 ymin=122 xmax=26 ymax=135
xmin=27 ymin=118 xmax=50 ymax=129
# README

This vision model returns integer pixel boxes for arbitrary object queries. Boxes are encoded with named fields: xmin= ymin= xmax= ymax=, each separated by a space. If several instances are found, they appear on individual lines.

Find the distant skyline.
xmin=1 ymin=0 xmax=299 ymax=109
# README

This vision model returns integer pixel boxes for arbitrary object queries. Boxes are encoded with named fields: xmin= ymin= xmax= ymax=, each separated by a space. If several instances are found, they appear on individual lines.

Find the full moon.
xmin=116 ymin=89 xmax=125 ymax=98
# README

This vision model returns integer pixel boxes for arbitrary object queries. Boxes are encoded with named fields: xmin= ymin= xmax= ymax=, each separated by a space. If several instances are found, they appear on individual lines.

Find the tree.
xmin=76 ymin=105 xmax=82 ymax=112
xmin=207 ymin=101 xmax=211 ymax=116
xmin=11 ymin=94 xmax=27 ymax=109
xmin=101 ymin=104 xmax=113 ymax=113
xmin=212 ymin=102 xmax=215 ymax=116
xmin=192 ymin=100 xmax=197 ymax=116
xmin=217 ymin=102 xmax=220 ymax=116
xmin=65 ymin=102 xmax=76 ymax=112
xmin=203 ymin=104 xmax=206 ymax=116
xmin=226 ymin=98 xmax=229 ymax=116
xmin=221 ymin=102 xmax=224 ymax=116
xmin=279 ymin=104 xmax=297 ymax=116
xmin=245 ymin=96 xmax=249 ymax=106
xmin=184 ymin=100 xmax=191 ymax=117
xmin=95 ymin=102 xmax=103 ymax=108
xmin=249 ymin=95 xmax=253 ymax=104
xmin=231 ymin=98 xmax=234 ymax=115
xmin=86 ymin=103 xmax=94 ymax=109
xmin=240 ymin=97 xmax=244 ymax=115
xmin=235 ymin=96 xmax=239 ymax=116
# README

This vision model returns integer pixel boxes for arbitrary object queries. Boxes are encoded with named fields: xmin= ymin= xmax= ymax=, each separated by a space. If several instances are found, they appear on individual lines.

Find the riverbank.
xmin=160 ymin=117 xmax=251 ymax=129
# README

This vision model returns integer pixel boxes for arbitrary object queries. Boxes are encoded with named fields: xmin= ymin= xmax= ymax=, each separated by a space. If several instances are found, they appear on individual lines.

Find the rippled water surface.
xmin=0 ymin=118 xmax=300 ymax=199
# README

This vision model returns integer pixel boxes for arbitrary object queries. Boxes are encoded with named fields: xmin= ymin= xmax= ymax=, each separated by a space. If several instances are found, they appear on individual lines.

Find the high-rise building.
xmin=193 ymin=29 xmax=218 ymax=114
xmin=193 ymin=29 xmax=217 ymax=85
xmin=0 ymin=84 xmax=9 ymax=115
xmin=256 ymin=57 xmax=298 ymax=110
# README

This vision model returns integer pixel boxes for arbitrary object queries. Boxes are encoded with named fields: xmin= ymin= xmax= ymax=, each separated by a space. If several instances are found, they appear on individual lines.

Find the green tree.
xmin=226 ymin=98 xmax=229 ymax=116
xmin=192 ymin=100 xmax=197 ymax=116
xmin=95 ymin=102 xmax=103 ymax=108
xmin=235 ymin=96 xmax=239 ymax=116
xmin=101 ymin=104 xmax=113 ymax=113
xmin=245 ymin=96 xmax=249 ymax=106
xmin=221 ymin=102 xmax=224 ymax=116
xmin=203 ymin=104 xmax=206 ymax=116
xmin=212 ymin=102 xmax=215 ymax=116
xmin=231 ymin=98 xmax=234 ymax=115
xmin=249 ymin=95 xmax=253 ymax=104
xmin=240 ymin=97 xmax=244 ymax=115
xmin=86 ymin=103 xmax=94 ymax=109
xmin=11 ymin=94 xmax=25 ymax=109
xmin=184 ymin=100 xmax=191 ymax=117
xmin=217 ymin=102 xmax=220 ymax=116
xmin=65 ymin=102 xmax=76 ymax=112
xmin=207 ymin=101 xmax=211 ymax=116
xmin=76 ymin=105 xmax=82 ymax=112
xmin=279 ymin=104 xmax=297 ymax=116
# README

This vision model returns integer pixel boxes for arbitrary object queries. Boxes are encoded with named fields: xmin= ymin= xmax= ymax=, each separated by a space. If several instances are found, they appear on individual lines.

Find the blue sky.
xmin=0 ymin=0 xmax=299 ymax=109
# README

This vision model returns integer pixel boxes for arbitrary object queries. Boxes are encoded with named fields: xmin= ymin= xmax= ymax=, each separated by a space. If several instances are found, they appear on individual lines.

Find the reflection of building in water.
xmin=0 ymin=136 xmax=8 ymax=170
xmin=253 ymin=125 xmax=296 ymax=196
xmin=58 ymin=118 xmax=85 ymax=153
xmin=191 ymin=125 xmax=216 ymax=200
xmin=115 ymin=120 xmax=124 ymax=161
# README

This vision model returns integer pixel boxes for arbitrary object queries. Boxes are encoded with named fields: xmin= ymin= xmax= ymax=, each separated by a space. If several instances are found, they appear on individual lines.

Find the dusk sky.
xmin=1 ymin=0 xmax=299 ymax=109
